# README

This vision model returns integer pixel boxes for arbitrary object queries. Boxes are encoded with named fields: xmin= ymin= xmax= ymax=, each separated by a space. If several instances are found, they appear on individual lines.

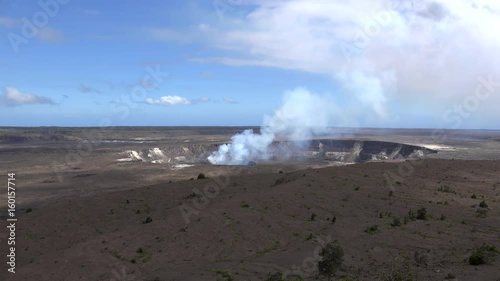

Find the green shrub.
xmin=407 ymin=209 xmax=416 ymax=221
xmin=365 ymin=225 xmax=379 ymax=234
xmin=469 ymin=244 xmax=498 ymax=265
xmin=197 ymin=173 xmax=207 ymax=179
xmin=416 ymin=208 xmax=427 ymax=220
xmin=185 ymin=192 xmax=200 ymax=199
xmin=318 ymin=241 xmax=344 ymax=280
xmin=391 ymin=217 xmax=402 ymax=227
xmin=479 ymin=201 xmax=488 ymax=208
xmin=214 ymin=269 xmax=235 ymax=281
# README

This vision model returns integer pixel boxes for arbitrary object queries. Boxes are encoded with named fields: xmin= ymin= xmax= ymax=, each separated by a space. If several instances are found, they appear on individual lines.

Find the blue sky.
xmin=1 ymin=0 xmax=499 ymax=128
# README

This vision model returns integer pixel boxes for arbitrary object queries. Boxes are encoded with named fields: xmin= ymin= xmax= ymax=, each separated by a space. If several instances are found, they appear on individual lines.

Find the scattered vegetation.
xmin=407 ymin=209 xmax=417 ymax=221
xmin=471 ymin=193 xmax=477 ymax=199
xmin=444 ymin=273 xmax=456 ymax=280
xmin=413 ymin=251 xmax=428 ymax=266
xmin=438 ymin=185 xmax=456 ymax=194
xmin=256 ymin=240 xmax=280 ymax=257
xmin=265 ymin=272 xmax=284 ymax=281
xmin=365 ymin=225 xmax=379 ymax=234
xmin=391 ymin=217 xmax=403 ymax=227
xmin=468 ymin=244 xmax=498 ymax=265
xmin=379 ymin=211 xmax=392 ymax=219
xmin=26 ymin=208 xmax=33 ymax=213
xmin=132 ymin=247 xmax=151 ymax=263
xmin=197 ymin=173 xmax=207 ymax=180
xmin=318 ymin=241 xmax=344 ymax=281
xmin=142 ymin=216 xmax=153 ymax=224
xmin=479 ymin=200 xmax=488 ymax=208
xmin=384 ymin=259 xmax=416 ymax=281
xmin=310 ymin=213 xmax=317 ymax=221
xmin=476 ymin=209 xmax=488 ymax=218
xmin=265 ymin=272 xmax=304 ymax=281
xmin=416 ymin=208 xmax=427 ymax=220
xmin=185 ymin=192 xmax=200 ymax=199
xmin=213 ymin=269 xmax=235 ymax=281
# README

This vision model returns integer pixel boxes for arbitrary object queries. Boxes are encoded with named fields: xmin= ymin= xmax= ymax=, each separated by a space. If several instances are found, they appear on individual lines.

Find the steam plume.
xmin=208 ymin=87 xmax=336 ymax=165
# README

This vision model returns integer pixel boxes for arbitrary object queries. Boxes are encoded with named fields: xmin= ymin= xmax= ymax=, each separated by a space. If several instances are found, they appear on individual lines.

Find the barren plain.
xmin=0 ymin=127 xmax=499 ymax=281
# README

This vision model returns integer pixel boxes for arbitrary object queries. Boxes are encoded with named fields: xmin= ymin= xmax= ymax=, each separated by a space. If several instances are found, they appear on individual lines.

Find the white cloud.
xmin=223 ymin=97 xmax=238 ymax=104
xmin=197 ymin=0 xmax=500 ymax=123
xmin=145 ymin=96 xmax=192 ymax=106
xmin=145 ymin=95 xmax=213 ymax=106
xmin=1 ymin=87 xmax=55 ymax=106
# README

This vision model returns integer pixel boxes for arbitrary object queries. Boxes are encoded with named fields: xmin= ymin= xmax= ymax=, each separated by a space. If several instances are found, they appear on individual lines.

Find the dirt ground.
xmin=0 ymin=127 xmax=499 ymax=280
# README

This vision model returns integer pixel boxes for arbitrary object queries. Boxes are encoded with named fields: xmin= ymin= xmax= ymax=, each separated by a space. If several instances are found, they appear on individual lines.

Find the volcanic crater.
xmin=117 ymin=139 xmax=437 ymax=166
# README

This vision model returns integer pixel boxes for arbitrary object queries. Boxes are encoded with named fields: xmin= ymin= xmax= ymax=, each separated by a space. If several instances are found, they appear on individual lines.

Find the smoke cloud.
xmin=197 ymin=0 xmax=500 ymax=127
xmin=208 ymin=87 xmax=337 ymax=165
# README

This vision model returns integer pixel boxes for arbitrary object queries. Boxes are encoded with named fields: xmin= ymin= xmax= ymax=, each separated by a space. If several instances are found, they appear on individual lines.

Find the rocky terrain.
xmin=0 ymin=127 xmax=499 ymax=280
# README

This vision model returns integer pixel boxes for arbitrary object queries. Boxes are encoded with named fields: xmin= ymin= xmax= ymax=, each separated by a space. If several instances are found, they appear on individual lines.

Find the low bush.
xmin=391 ymin=217 xmax=403 ymax=227
xmin=416 ymin=208 xmax=427 ymax=220
xmin=469 ymin=244 xmax=498 ymax=265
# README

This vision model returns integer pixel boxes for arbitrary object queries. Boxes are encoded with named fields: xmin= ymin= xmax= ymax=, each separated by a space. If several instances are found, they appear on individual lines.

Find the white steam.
xmin=208 ymin=87 xmax=336 ymax=165
xmin=198 ymin=0 xmax=500 ymax=127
